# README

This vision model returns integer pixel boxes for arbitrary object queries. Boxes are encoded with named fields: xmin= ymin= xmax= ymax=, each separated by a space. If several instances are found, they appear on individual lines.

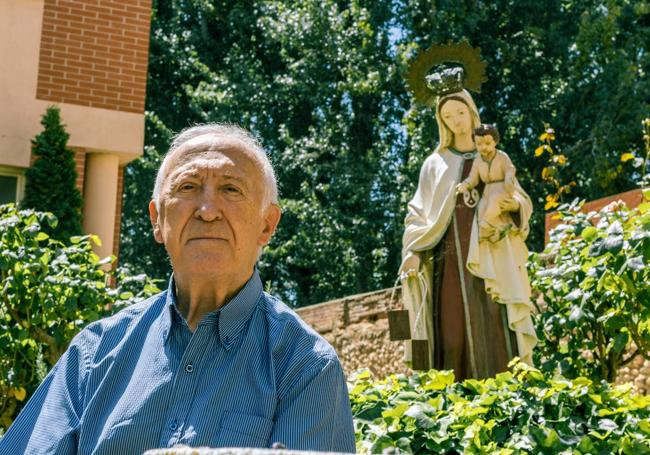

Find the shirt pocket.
xmin=217 ymin=411 xmax=273 ymax=448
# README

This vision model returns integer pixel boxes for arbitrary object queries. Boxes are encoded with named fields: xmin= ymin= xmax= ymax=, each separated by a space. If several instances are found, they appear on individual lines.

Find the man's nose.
xmin=194 ymin=193 xmax=222 ymax=221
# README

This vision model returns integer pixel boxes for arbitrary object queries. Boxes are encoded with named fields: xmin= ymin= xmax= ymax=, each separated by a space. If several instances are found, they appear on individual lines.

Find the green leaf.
xmin=69 ymin=235 xmax=86 ymax=244
xmin=395 ymin=437 xmax=413 ymax=454
xmin=423 ymin=370 xmax=455 ymax=390
xmin=581 ymin=226 xmax=598 ymax=241
xmin=598 ymin=419 xmax=618 ymax=432
xmin=404 ymin=404 xmax=435 ymax=429
xmin=35 ymin=232 xmax=49 ymax=242
xmin=611 ymin=332 xmax=629 ymax=356
xmin=625 ymin=256 xmax=645 ymax=272
xmin=382 ymin=403 xmax=408 ymax=419
xmin=395 ymin=392 xmax=420 ymax=402
xmin=602 ymin=235 xmax=624 ymax=255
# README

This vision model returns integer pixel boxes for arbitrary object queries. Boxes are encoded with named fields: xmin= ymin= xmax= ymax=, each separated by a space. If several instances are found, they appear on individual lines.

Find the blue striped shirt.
xmin=0 ymin=271 xmax=356 ymax=454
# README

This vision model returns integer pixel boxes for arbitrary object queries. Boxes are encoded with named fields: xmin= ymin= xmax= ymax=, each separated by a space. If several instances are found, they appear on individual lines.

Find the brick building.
xmin=0 ymin=0 xmax=151 ymax=259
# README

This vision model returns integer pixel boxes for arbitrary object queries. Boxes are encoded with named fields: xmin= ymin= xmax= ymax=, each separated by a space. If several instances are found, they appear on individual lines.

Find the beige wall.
xmin=0 ymin=0 xmax=145 ymax=169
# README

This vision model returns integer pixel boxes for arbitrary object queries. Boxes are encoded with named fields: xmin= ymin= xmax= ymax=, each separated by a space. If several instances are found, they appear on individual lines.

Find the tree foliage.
xmin=120 ymin=0 xmax=649 ymax=306
xmin=0 ymin=205 xmax=160 ymax=433
xmin=121 ymin=0 xmax=409 ymax=306
xmin=21 ymin=106 xmax=83 ymax=242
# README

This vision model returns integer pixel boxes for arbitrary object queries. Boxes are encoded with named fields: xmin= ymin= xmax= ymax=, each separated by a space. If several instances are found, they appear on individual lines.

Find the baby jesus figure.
xmin=457 ymin=124 xmax=518 ymax=243
xmin=455 ymin=123 xmax=536 ymax=366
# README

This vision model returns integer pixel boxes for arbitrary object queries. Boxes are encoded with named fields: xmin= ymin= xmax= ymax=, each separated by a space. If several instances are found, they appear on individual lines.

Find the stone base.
xmin=144 ymin=448 xmax=354 ymax=455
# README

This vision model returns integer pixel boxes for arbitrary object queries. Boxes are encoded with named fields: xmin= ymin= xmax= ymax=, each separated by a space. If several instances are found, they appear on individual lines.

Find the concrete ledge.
xmin=144 ymin=448 xmax=354 ymax=455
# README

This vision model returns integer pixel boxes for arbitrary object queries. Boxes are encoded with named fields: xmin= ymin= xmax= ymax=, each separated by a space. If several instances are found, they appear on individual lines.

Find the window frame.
xmin=0 ymin=165 xmax=26 ymax=204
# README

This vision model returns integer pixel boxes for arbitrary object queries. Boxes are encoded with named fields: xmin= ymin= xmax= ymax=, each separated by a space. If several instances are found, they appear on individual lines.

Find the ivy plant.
xmin=529 ymin=193 xmax=650 ymax=382
xmin=0 ymin=204 xmax=161 ymax=432
xmin=350 ymin=361 xmax=650 ymax=454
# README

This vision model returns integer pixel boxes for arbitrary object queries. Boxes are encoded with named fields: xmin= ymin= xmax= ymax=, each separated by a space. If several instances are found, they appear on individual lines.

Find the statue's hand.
xmin=400 ymin=252 xmax=421 ymax=278
xmin=456 ymin=182 xmax=469 ymax=194
xmin=499 ymin=197 xmax=520 ymax=213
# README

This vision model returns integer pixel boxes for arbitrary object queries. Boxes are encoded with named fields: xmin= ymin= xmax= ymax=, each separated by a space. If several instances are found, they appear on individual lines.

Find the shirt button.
xmin=170 ymin=421 xmax=178 ymax=431
xmin=185 ymin=363 xmax=194 ymax=373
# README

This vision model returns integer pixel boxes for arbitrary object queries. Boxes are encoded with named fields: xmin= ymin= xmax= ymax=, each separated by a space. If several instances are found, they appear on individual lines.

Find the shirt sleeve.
xmin=0 ymin=333 xmax=89 ymax=455
xmin=269 ymin=356 xmax=356 ymax=453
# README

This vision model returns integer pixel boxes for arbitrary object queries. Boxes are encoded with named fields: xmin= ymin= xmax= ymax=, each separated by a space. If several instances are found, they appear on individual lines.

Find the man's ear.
xmin=148 ymin=200 xmax=164 ymax=244
xmin=258 ymin=203 xmax=281 ymax=246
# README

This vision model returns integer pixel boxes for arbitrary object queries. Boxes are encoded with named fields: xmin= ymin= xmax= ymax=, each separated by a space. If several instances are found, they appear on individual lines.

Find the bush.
xmin=529 ymin=194 xmax=650 ymax=382
xmin=350 ymin=361 xmax=650 ymax=454
xmin=0 ymin=204 xmax=161 ymax=432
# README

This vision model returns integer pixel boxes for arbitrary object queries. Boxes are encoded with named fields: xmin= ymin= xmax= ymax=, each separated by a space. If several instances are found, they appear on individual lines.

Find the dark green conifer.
xmin=22 ymin=106 xmax=82 ymax=241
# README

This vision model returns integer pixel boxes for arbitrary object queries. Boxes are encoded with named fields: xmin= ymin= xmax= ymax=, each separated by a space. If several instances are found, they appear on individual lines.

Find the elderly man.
xmin=0 ymin=124 xmax=356 ymax=454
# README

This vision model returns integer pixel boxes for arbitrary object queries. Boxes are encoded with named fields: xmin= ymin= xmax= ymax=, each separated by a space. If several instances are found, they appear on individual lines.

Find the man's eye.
xmin=223 ymin=185 xmax=242 ymax=195
xmin=178 ymin=182 xmax=197 ymax=191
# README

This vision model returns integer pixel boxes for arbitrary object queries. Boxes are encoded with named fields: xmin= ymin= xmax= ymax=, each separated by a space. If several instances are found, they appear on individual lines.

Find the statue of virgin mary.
xmin=399 ymin=45 xmax=537 ymax=379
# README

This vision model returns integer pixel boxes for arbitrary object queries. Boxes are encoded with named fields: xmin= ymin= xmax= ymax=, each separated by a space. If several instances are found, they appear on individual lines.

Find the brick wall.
xmin=37 ymin=0 xmax=151 ymax=113
xmin=74 ymin=149 xmax=86 ymax=195
xmin=296 ymin=288 xmax=411 ymax=379
xmin=297 ymin=287 xmax=650 ymax=393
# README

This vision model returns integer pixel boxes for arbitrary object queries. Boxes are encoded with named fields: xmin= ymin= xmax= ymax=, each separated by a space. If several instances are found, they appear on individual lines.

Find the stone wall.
xmin=296 ymin=287 xmax=649 ymax=393
xmin=296 ymin=287 xmax=411 ymax=379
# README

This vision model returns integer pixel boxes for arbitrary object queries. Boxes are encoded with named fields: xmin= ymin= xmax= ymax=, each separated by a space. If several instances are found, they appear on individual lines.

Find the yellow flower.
xmin=620 ymin=152 xmax=635 ymax=162
xmin=535 ymin=145 xmax=551 ymax=157
xmin=545 ymin=194 xmax=559 ymax=210
xmin=539 ymin=128 xmax=556 ymax=142
xmin=12 ymin=387 xmax=27 ymax=401
xmin=554 ymin=154 xmax=567 ymax=165
xmin=541 ymin=167 xmax=554 ymax=180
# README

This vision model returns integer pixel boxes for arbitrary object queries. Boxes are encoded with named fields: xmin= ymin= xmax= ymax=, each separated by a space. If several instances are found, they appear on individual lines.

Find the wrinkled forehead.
xmin=163 ymin=135 xmax=263 ymax=183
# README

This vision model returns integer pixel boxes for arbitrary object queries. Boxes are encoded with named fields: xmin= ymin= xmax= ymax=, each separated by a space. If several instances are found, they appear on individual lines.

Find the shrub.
xmin=0 ymin=204 xmax=161 ymax=432
xmin=21 ymin=105 xmax=82 ymax=242
xmin=350 ymin=361 xmax=650 ymax=454
xmin=529 ymin=194 xmax=650 ymax=382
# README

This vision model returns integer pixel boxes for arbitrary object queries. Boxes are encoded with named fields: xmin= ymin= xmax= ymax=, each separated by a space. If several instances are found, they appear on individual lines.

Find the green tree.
xmin=120 ymin=0 xmax=649 ymax=306
xmin=121 ymin=0 xmax=410 ymax=306
xmin=402 ymin=0 xmax=649 ymax=247
xmin=21 ymin=106 xmax=82 ymax=242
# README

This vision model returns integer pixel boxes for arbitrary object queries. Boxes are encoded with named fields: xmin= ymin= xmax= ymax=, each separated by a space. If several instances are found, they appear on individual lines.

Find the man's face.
xmin=149 ymin=135 xmax=281 ymax=282
xmin=475 ymin=134 xmax=497 ymax=159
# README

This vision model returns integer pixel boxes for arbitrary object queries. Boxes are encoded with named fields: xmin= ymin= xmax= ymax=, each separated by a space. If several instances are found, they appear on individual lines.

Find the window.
xmin=0 ymin=166 xmax=25 ymax=205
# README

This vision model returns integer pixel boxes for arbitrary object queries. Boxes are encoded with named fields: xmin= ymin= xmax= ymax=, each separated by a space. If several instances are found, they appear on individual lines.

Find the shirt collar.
xmin=160 ymin=269 xmax=263 ymax=350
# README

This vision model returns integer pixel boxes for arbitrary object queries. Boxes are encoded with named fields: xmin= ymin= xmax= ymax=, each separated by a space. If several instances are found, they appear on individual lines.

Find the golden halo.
xmin=405 ymin=41 xmax=488 ymax=107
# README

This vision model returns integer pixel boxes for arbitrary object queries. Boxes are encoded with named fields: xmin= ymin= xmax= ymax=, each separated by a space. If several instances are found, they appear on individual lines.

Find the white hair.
xmin=152 ymin=123 xmax=278 ymax=208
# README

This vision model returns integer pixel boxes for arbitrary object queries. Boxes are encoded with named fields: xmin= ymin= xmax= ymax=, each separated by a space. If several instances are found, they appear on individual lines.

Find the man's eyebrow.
xmin=169 ymin=170 xmax=201 ymax=184
xmin=222 ymin=174 xmax=247 ymax=184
